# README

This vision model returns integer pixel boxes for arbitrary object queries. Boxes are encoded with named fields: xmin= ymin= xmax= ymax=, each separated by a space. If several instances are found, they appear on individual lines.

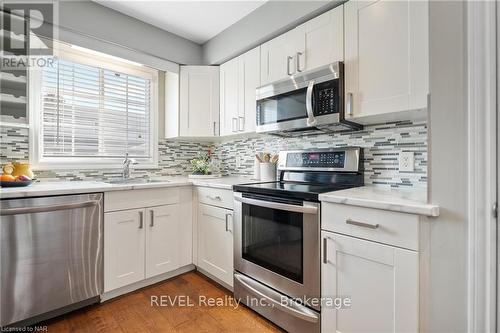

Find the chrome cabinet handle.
xmin=139 ymin=211 xmax=144 ymax=229
xmin=150 ymin=210 xmax=154 ymax=227
xmin=346 ymin=92 xmax=353 ymax=116
xmin=322 ymin=237 xmax=328 ymax=264
xmin=346 ymin=218 xmax=379 ymax=229
xmin=225 ymin=213 xmax=232 ymax=232
xmin=306 ymin=80 xmax=316 ymax=126
xmin=296 ymin=52 xmax=303 ymax=72
xmin=238 ymin=116 xmax=245 ymax=131
xmin=286 ymin=55 xmax=294 ymax=75
xmin=232 ymin=117 xmax=238 ymax=132
xmin=213 ymin=121 xmax=217 ymax=136
xmin=207 ymin=195 xmax=222 ymax=201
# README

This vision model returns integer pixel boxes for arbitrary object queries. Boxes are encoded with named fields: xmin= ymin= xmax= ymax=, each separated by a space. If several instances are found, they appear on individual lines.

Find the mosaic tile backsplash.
xmin=0 ymin=120 xmax=427 ymax=187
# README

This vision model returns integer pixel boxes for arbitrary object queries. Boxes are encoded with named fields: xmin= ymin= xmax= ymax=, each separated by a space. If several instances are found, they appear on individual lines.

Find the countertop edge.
xmin=319 ymin=194 xmax=440 ymax=217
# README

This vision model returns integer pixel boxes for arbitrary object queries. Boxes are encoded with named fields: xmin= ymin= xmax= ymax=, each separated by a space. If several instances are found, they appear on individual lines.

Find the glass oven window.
xmin=258 ymin=87 xmax=307 ymax=125
xmin=241 ymin=203 xmax=303 ymax=283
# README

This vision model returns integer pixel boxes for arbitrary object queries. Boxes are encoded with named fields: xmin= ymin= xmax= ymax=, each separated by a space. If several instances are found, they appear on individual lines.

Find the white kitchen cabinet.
xmin=321 ymin=231 xmax=419 ymax=333
xmin=299 ymin=4 xmax=344 ymax=71
xmin=145 ymin=204 xmax=180 ymax=278
xmin=197 ymin=203 xmax=233 ymax=287
xmin=260 ymin=32 xmax=291 ymax=85
xmin=220 ymin=46 xmax=260 ymax=135
xmin=104 ymin=187 xmax=193 ymax=293
xmin=344 ymin=0 xmax=429 ymax=123
xmin=104 ymin=208 xmax=146 ymax=292
xmin=219 ymin=58 xmax=239 ymax=136
xmin=237 ymin=46 xmax=260 ymax=133
xmin=178 ymin=66 xmax=219 ymax=137
xmin=260 ymin=5 xmax=344 ymax=85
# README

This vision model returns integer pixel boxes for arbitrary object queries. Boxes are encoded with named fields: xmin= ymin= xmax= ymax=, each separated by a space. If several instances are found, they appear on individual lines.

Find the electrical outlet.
xmin=235 ymin=155 xmax=241 ymax=168
xmin=399 ymin=151 xmax=414 ymax=172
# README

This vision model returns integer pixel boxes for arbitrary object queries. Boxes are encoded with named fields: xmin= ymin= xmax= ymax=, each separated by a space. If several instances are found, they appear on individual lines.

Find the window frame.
xmin=29 ymin=41 xmax=159 ymax=170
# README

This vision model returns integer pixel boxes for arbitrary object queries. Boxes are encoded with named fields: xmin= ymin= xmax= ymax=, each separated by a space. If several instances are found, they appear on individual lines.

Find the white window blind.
xmin=40 ymin=58 xmax=152 ymax=159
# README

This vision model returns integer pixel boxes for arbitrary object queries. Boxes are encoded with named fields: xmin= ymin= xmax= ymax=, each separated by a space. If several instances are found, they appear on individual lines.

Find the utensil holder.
xmin=260 ymin=163 xmax=276 ymax=182
xmin=253 ymin=159 xmax=261 ymax=180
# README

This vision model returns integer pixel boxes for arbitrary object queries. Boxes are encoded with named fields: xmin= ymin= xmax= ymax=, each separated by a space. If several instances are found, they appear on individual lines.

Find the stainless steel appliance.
xmin=0 ymin=193 xmax=103 ymax=327
xmin=233 ymin=148 xmax=363 ymax=333
xmin=255 ymin=62 xmax=362 ymax=134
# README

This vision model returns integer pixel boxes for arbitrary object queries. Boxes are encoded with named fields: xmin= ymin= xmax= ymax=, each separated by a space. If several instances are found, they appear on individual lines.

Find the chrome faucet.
xmin=123 ymin=153 xmax=138 ymax=179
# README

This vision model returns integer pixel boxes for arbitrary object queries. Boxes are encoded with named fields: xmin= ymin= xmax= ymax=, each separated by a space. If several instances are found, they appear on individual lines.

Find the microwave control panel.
xmin=286 ymin=151 xmax=345 ymax=168
xmin=314 ymin=80 xmax=339 ymax=116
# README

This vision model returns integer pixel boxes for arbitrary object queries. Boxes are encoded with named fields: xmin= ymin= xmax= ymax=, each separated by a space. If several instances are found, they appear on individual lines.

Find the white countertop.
xmin=0 ymin=176 xmax=258 ymax=199
xmin=1 ymin=178 xmax=439 ymax=217
xmin=319 ymin=185 xmax=439 ymax=217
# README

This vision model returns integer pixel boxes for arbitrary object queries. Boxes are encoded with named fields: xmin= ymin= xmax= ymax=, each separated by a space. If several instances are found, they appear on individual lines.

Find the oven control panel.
xmin=278 ymin=148 xmax=361 ymax=172
xmin=286 ymin=151 xmax=345 ymax=168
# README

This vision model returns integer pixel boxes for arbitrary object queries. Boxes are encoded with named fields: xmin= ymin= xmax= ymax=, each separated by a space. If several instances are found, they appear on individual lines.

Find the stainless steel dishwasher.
xmin=0 ymin=193 xmax=103 ymax=327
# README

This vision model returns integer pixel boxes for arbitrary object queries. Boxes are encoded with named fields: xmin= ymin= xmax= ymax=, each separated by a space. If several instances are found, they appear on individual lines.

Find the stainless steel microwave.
xmin=255 ymin=62 xmax=362 ymax=134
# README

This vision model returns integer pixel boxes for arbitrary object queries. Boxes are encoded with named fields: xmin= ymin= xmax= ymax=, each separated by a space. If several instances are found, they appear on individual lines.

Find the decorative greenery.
xmin=190 ymin=151 xmax=212 ymax=175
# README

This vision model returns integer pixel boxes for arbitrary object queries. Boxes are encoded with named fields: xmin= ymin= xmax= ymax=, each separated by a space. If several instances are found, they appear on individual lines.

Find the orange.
xmin=1 ymin=174 xmax=16 ymax=182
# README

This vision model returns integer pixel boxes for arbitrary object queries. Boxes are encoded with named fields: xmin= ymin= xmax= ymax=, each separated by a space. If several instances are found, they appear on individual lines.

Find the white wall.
xmin=202 ymin=0 xmax=342 ymax=64
xmin=56 ymin=1 xmax=203 ymax=65
xmin=427 ymin=1 xmax=468 ymax=332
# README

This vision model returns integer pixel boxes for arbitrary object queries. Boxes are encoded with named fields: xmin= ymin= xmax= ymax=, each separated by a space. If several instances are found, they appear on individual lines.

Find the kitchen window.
xmin=29 ymin=41 xmax=159 ymax=169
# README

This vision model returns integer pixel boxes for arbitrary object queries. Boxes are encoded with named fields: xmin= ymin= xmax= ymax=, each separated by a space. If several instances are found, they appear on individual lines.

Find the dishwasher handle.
xmin=0 ymin=200 xmax=100 ymax=216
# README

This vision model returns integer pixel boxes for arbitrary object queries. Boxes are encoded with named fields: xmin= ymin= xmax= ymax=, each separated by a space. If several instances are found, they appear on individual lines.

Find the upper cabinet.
xmin=220 ymin=46 xmax=260 ymax=136
xmin=171 ymin=66 xmax=219 ymax=138
xmin=260 ymin=5 xmax=344 ymax=85
xmin=344 ymin=0 xmax=429 ymax=123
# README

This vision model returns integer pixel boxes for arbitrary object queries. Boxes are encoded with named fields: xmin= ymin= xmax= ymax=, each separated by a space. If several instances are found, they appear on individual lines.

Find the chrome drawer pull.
xmin=207 ymin=195 xmax=222 ymax=201
xmin=346 ymin=218 xmax=379 ymax=229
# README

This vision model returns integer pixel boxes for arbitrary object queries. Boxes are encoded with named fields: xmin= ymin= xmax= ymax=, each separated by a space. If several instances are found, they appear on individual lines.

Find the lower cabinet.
xmin=104 ymin=208 xmax=146 ymax=291
xmin=321 ymin=231 xmax=419 ymax=333
xmin=104 ymin=203 xmax=187 ymax=292
xmin=197 ymin=203 xmax=234 ymax=287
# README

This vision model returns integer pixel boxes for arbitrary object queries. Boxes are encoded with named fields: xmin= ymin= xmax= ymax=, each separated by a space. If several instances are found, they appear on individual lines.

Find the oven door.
xmin=233 ymin=192 xmax=320 ymax=309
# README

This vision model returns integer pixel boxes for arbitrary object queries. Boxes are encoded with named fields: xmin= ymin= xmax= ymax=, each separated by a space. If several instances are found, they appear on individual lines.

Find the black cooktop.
xmin=233 ymin=180 xmax=362 ymax=201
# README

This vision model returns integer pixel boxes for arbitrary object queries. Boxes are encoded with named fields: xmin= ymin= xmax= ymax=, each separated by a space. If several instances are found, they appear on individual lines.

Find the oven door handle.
xmin=306 ymin=80 xmax=317 ymax=127
xmin=234 ymin=196 xmax=318 ymax=214
xmin=234 ymin=273 xmax=319 ymax=323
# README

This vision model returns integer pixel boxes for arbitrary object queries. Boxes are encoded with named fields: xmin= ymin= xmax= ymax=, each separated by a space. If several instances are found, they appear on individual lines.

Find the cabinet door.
xmin=104 ymin=209 xmax=146 ymax=292
xmin=219 ymin=58 xmax=239 ymax=136
xmin=145 ymin=204 xmax=180 ymax=278
xmin=179 ymin=66 xmax=220 ymax=137
xmin=321 ymin=231 xmax=418 ymax=333
xmin=197 ymin=203 xmax=233 ymax=286
xmin=297 ymin=5 xmax=344 ymax=72
xmin=344 ymin=0 xmax=428 ymax=120
xmin=238 ymin=46 xmax=260 ymax=133
xmin=260 ymin=33 xmax=291 ymax=85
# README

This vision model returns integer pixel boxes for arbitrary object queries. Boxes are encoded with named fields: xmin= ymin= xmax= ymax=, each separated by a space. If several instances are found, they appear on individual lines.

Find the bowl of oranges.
xmin=0 ymin=163 xmax=35 ymax=187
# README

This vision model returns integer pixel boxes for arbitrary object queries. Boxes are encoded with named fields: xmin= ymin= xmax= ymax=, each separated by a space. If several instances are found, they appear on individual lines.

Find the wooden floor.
xmin=43 ymin=271 xmax=283 ymax=333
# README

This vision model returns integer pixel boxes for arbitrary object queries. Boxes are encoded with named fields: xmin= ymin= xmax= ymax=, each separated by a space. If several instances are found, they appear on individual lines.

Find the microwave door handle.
xmin=306 ymin=80 xmax=317 ymax=126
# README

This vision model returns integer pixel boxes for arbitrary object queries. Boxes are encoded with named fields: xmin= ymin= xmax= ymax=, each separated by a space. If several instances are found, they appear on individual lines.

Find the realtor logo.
xmin=1 ymin=1 xmax=57 ymax=69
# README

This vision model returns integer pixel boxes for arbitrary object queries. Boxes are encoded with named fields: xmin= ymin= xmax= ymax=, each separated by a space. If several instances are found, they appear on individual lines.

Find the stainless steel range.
xmin=233 ymin=148 xmax=363 ymax=333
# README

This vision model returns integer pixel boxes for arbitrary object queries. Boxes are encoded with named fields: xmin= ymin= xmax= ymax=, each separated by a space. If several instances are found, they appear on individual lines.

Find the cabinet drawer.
xmin=197 ymin=187 xmax=233 ymax=210
xmin=104 ymin=188 xmax=180 ymax=212
xmin=321 ymin=203 xmax=419 ymax=250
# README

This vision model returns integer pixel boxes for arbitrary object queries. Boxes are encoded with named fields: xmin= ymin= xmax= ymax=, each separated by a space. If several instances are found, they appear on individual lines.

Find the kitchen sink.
xmin=106 ymin=179 xmax=170 ymax=185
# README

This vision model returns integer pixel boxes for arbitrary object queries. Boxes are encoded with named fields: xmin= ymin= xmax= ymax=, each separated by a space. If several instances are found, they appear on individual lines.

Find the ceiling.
xmin=94 ymin=0 xmax=268 ymax=44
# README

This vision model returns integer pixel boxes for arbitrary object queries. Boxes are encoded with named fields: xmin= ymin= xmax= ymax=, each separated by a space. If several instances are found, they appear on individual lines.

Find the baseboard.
xmin=196 ymin=266 xmax=234 ymax=292
xmin=101 ymin=264 xmax=196 ymax=302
